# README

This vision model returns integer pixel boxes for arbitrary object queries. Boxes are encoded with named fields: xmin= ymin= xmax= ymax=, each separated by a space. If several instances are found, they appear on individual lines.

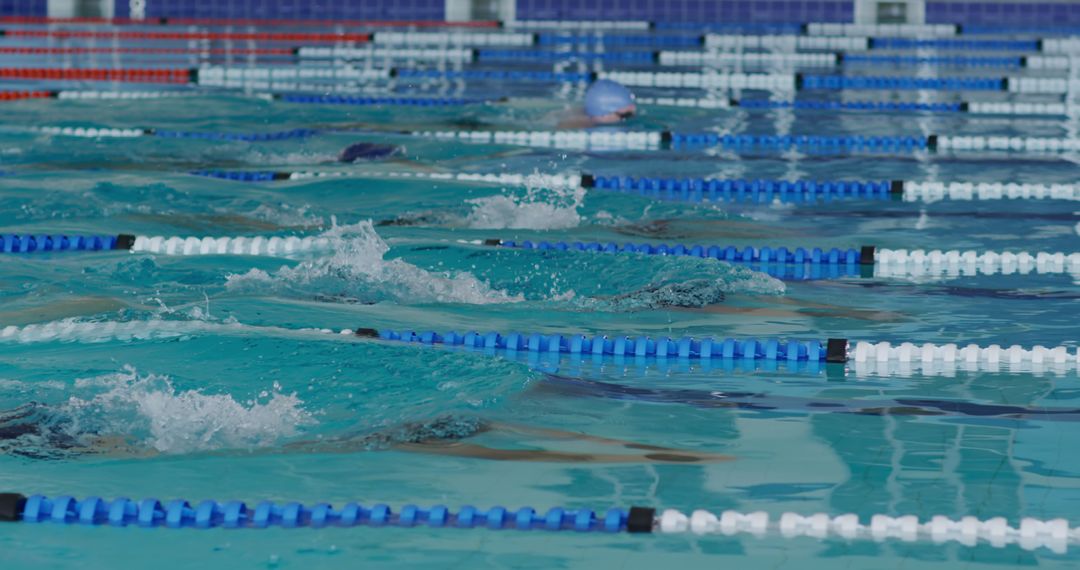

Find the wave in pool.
xmin=463 ymin=182 xmax=586 ymax=230
xmin=225 ymin=220 xmax=524 ymax=305
xmin=1 ymin=366 xmax=313 ymax=455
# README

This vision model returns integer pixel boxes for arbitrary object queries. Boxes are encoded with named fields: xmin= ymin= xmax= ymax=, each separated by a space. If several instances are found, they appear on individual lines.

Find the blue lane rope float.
xmin=734 ymin=99 xmax=964 ymax=113
xmin=798 ymin=74 xmax=1004 ymax=91
xmin=2 ymin=494 xmax=640 ymax=533
xmin=4 ymin=494 xmax=1076 ymax=552
xmin=274 ymin=94 xmax=492 ymax=107
xmin=666 ymin=132 xmax=929 ymax=151
xmin=377 ymin=329 xmax=835 ymax=361
xmin=869 ymin=38 xmax=1040 ymax=51
xmin=583 ymin=174 xmax=896 ymax=201
xmin=0 ymin=233 xmax=125 ymax=253
xmin=841 ymin=54 xmax=1023 ymax=68
xmin=190 ymin=170 xmax=290 ymax=182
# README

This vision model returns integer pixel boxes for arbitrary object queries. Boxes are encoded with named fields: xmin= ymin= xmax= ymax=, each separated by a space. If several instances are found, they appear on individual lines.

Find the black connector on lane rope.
xmin=579 ymin=173 xmax=596 ymax=188
xmin=926 ymin=135 xmax=938 ymax=151
xmin=483 ymin=239 xmax=502 ymax=246
xmin=794 ymin=72 xmax=804 ymax=90
xmin=626 ymin=507 xmax=655 ymax=533
xmin=115 ymin=234 xmax=136 ymax=250
xmin=272 ymin=172 xmax=292 ymax=180
xmin=826 ymin=338 xmax=849 ymax=363
xmin=0 ymin=493 xmax=25 ymax=522
xmin=354 ymin=328 xmax=380 ymax=338
xmin=859 ymin=245 xmax=876 ymax=266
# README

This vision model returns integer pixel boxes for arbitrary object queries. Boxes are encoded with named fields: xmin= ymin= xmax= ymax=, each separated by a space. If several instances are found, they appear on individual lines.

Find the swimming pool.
xmin=0 ymin=15 xmax=1078 ymax=569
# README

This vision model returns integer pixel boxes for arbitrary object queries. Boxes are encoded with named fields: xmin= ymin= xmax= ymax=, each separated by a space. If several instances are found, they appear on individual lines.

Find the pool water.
xmin=1 ymin=39 xmax=1079 ymax=569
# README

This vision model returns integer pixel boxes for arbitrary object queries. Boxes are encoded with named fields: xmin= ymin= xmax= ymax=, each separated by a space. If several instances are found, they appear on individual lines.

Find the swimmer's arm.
xmin=0 ymin=296 xmax=130 ymax=326
xmin=394 ymin=442 xmax=731 ymax=464
xmin=692 ymin=304 xmax=904 ymax=322
xmin=485 ymin=421 xmax=688 ymax=452
xmin=79 ymin=436 xmax=161 ymax=458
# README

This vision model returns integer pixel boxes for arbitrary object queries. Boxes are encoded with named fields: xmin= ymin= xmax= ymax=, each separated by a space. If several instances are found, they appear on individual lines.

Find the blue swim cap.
xmin=584 ymin=79 xmax=634 ymax=119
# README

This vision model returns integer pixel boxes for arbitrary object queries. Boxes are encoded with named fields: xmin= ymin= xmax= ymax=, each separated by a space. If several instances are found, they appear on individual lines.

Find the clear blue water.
xmin=0 ymin=46 xmax=1079 ymax=568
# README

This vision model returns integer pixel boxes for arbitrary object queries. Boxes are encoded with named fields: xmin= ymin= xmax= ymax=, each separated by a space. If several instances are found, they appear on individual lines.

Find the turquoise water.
xmin=0 ymin=67 xmax=1079 ymax=567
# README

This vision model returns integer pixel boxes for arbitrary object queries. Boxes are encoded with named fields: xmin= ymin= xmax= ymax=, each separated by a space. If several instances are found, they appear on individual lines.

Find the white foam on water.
xmin=463 ymin=181 xmax=586 ymax=230
xmin=225 ymin=220 xmax=523 ymax=305
xmin=243 ymin=202 xmax=325 ymax=228
xmin=63 ymin=366 xmax=312 ymax=454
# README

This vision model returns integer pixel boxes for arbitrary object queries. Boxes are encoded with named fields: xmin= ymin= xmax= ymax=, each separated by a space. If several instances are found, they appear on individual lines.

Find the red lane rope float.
xmin=0 ymin=68 xmax=191 ymax=83
xmin=0 ymin=90 xmax=55 ymax=101
xmin=0 ymin=46 xmax=295 ymax=56
xmin=0 ymin=16 xmax=499 ymax=28
xmin=1 ymin=30 xmax=371 ymax=42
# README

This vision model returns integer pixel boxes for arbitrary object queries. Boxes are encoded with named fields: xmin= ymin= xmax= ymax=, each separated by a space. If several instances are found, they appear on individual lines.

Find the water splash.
xmin=226 ymin=220 xmax=523 ymax=305
xmin=62 ymin=366 xmax=312 ymax=454
xmin=463 ymin=181 xmax=586 ymax=230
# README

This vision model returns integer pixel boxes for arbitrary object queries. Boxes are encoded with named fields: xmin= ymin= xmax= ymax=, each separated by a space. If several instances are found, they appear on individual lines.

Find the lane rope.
xmin=185 ymin=170 xmax=1080 ymax=202
xmin=5 ymin=493 xmax=1074 ymax=552
xmin=0 ymin=29 xmax=371 ymax=42
xmin=377 ymin=329 xmax=1079 ymax=368
xmin=482 ymin=239 xmax=1080 ymax=277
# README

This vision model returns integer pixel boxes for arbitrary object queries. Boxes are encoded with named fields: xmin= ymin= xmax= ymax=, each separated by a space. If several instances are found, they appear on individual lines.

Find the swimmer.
xmin=594 ymin=280 xmax=904 ymax=321
xmin=557 ymin=79 xmax=637 ymax=130
xmin=337 ymin=142 xmax=402 ymax=163
xmin=312 ymin=84 xmax=636 ymax=133
xmin=536 ymin=375 xmax=1080 ymax=422
xmin=0 ymin=403 xmax=730 ymax=464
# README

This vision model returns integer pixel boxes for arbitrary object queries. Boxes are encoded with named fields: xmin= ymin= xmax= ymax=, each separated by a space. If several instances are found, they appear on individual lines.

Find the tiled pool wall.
xmin=4 ymin=1 xmax=1080 ymax=28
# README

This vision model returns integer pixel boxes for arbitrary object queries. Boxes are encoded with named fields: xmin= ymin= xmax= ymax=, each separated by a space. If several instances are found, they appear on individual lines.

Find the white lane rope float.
xmin=805 ymin=22 xmax=959 ymax=36
xmin=295 ymin=46 xmax=476 ymax=62
xmin=654 ymin=508 xmax=1075 ymax=554
xmin=370 ymin=31 xmax=535 ymax=46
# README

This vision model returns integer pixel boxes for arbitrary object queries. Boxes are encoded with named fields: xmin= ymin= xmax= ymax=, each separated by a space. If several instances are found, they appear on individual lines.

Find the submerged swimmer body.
xmin=537 ymin=375 xmax=1080 ymax=422
xmin=0 ymin=403 xmax=729 ymax=464
xmin=337 ymin=142 xmax=401 ymax=163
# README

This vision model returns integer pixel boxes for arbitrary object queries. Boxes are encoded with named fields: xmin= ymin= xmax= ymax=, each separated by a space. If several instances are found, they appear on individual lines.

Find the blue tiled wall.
xmin=927 ymin=2 xmax=1080 ymax=26
xmin=113 ymin=0 xmax=445 ymax=20
xmin=0 ymin=0 xmax=45 ymax=16
xmin=516 ymin=0 xmax=853 ymax=22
